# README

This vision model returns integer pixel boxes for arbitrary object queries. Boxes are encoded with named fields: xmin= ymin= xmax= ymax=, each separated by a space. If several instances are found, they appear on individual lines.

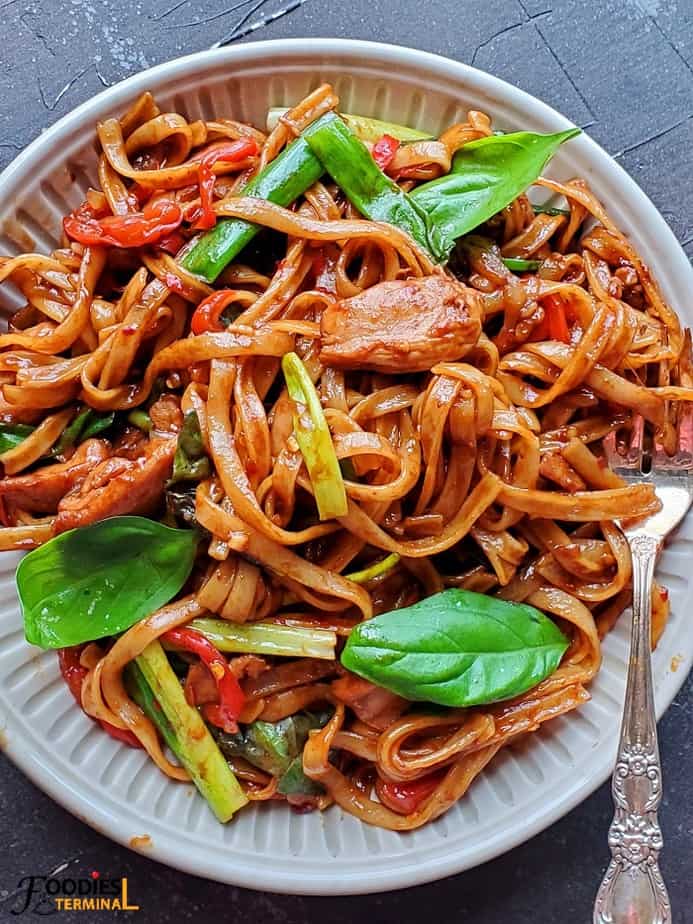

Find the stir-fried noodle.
xmin=1 ymin=84 xmax=690 ymax=828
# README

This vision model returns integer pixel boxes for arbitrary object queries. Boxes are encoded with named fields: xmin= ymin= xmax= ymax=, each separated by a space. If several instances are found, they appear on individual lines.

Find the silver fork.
xmin=593 ymin=413 xmax=693 ymax=924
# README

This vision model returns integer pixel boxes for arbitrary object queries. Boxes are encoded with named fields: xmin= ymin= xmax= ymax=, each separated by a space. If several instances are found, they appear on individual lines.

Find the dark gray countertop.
xmin=1 ymin=1 xmax=692 ymax=920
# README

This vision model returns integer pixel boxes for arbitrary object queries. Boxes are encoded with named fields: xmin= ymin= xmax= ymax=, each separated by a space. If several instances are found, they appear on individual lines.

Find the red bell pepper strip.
xmin=190 ymin=289 xmax=241 ymax=334
xmin=161 ymin=627 xmax=244 ymax=732
xmin=57 ymin=647 xmax=142 ymax=748
xmin=371 ymin=134 xmax=400 ymax=172
xmin=64 ymin=199 xmax=183 ymax=249
xmin=188 ymin=138 xmax=259 ymax=231
xmin=376 ymin=771 xmax=445 ymax=815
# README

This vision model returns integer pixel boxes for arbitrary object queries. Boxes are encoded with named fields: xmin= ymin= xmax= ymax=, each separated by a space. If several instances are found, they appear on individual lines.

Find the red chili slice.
xmin=190 ymin=289 xmax=241 ymax=334
xmin=376 ymin=771 xmax=445 ymax=815
xmin=189 ymin=138 xmax=259 ymax=231
xmin=63 ymin=199 xmax=183 ymax=249
xmin=372 ymin=134 xmax=401 ymax=172
xmin=57 ymin=647 xmax=141 ymax=748
xmin=161 ymin=627 xmax=244 ymax=733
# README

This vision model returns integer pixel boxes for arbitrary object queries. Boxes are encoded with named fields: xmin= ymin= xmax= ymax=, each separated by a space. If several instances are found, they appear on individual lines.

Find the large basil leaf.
xmin=341 ymin=589 xmax=568 ymax=707
xmin=19 ymin=516 xmax=198 ymax=649
xmin=412 ymin=128 xmax=580 ymax=260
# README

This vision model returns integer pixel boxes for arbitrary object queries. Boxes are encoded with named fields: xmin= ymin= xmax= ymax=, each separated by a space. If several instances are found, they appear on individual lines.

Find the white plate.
xmin=0 ymin=39 xmax=691 ymax=896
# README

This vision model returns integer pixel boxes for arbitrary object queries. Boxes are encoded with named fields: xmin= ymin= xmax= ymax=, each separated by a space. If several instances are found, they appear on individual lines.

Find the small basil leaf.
xmin=170 ymin=410 xmax=211 ymax=484
xmin=277 ymin=756 xmax=325 ymax=796
xmin=178 ymin=410 xmax=206 ymax=459
xmin=341 ymin=589 xmax=569 ymax=707
xmin=0 ymin=422 xmax=35 ymax=455
xmin=165 ymin=483 xmax=200 ymax=529
xmin=19 ymin=515 xmax=198 ymax=649
xmin=411 ymin=128 xmax=580 ymax=259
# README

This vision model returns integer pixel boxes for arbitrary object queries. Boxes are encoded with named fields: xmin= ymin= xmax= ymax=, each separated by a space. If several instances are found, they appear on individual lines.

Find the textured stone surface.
xmin=0 ymin=0 xmax=692 ymax=920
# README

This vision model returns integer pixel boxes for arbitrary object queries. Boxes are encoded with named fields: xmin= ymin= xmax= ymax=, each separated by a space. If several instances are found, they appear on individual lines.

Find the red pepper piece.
xmin=64 ymin=199 xmax=184 ymax=249
xmin=158 ymin=230 xmax=187 ymax=255
xmin=189 ymin=138 xmax=259 ymax=231
xmin=190 ymin=289 xmax=241 ymax=334
xmin=531 ymin=294 xmax=572 ymax=343
xmin=57 ymin=647 xmax=141 ymax=748
xmin=311 ymin=248 xmax=337 ymax=294
xmin=376 ymin=771 xmax=445 ymax=815
xmin=161 ymin=627 xmax=244 ymax=732
xmin=545 ymin=293 xmax=571 ymax=343
xmin=372 ymin=134 xmax=401 ymax=172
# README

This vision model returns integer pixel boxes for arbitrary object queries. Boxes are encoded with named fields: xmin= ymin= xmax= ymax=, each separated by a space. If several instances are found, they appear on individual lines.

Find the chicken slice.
xmin=54 ymin=437 xmax=176 ymax=533
xmin=0 ymin=439 xmax=110 ymax=517
xmin=331 ymin=673 xmax=408 ymax=731
xmin=149 ymin=394 xmax=184 ymax=436
xmin=320 ymin=274 xmax=482 ymax=373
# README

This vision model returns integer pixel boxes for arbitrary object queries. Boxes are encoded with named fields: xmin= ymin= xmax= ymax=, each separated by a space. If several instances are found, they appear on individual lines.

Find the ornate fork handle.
xmin=594 ymin=532 xmax=671 ymax=924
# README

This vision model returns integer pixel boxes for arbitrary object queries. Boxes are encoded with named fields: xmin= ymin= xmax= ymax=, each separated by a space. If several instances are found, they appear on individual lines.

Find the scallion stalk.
xmin=187 ymin=618 xmax=337 ymax=660
xmin=180 ymin=136 xmax=323 ymax=282
xmin=127 ymin=409 xmax=152 ymax=433
xmin=302 ymin=113 xmax=442 ymax=260
xmin=502 ymin=257 xmax=542 ymax=271
xmin=135 ymin=640 xmax=248 ymax=822
xmin=266 ymin=107 xmax=432 ymax=142
xmin=532 ymin=203 xmax=570 ymax=217
xmin=345 ymin=553 xmax=401 ymax=583
xmin=282 ymin=350 xmax=348 ymax=521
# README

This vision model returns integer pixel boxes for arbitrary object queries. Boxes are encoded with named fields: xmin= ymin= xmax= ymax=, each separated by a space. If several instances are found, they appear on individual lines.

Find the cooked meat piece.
xmin=54 ymin=437 xmax=176 ymax=533
xmin=320 ymin=275 xmax=482 ymax=373
xmin=0 ymin=439 xmax=110 ymax=517
xmin=242 ymin=658 xmax=335 ymax=698
xmin=112 ymin=426 xmax=147 ymax=460
xmin=184 ymin=661 xmax=218 ymax=707
xmin=331 ymin=673 xmax=408 ymax=731
xmin=228 ymin=654 xmax=269 ymax=681
xmin=149 ymin=394 xmax=184 ymax=435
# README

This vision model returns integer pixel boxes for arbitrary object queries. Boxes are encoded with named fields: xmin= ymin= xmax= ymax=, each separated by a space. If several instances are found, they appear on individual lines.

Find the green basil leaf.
xmin=214 ymin=712 xmax=332 ymax=782
xmin=178 ymin=410 xmax=206 ymax=459
xmin=170 ymin=410 xmax=211 ymax=484
xmin=341 ymin=589 xmax=569 ymax=707
xmin=411 ymin=128 xmax=580 ymax=259
xmin=277 ymin=756 xmax=325 ymax=796
xmin=19 ymin=515 xmax=198 ymax=649
xmin=0 ymin=422 xmax=35 ymax=455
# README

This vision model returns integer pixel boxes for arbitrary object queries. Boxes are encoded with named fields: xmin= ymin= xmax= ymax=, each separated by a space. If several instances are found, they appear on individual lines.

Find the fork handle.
xmin=593 ymin=532 xmax=671 ymax=924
